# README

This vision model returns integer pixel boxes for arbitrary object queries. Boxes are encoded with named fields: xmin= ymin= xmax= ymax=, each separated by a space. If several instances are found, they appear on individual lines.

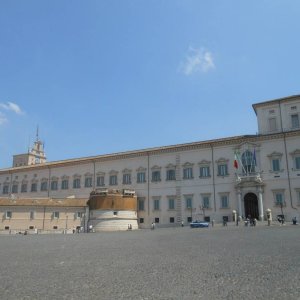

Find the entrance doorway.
xmin=244 ymin=193 xmax=259 ymax=219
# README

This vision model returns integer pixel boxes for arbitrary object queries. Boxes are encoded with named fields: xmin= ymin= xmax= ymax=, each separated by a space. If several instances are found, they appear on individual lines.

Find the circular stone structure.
xmin=88 ymin=189 xmax=138 ymax=231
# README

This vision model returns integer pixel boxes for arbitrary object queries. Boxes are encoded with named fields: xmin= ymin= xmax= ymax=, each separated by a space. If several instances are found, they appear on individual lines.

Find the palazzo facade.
xmin=0 ymin=95 xmax=300 ymax=231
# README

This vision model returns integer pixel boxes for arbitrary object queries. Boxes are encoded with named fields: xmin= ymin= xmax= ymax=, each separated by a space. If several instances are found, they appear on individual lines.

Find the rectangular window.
xmin=61 ymin=179 xmax=69 ymax=190
xmin=218 ymin=164 xmax=228 ymax=176
xmin=51 ymin=181 xmax=58 ymax=190
xmin=12 ymin=184 xmax=18 ymax=193
xmin=183 ymin=167 xmax=193 ymax=179
xmin=73 ymin=178 xmax=81 ymax=189
xmin=170 ymin=217 xmax=175 ymax=223
xmin=41 ymin=181 xmax=48 ymax=191
xmin=85 ymin=177 xmax=93 ymax=188
xmin=109 ymin=175 xmax=117 ymax=185
xmin=152 ymin=171 xmax=161 ymax=182
xmin=202 ymin=196 xmax=210 ymax=209
xmin=168 ymin=198 xmax=175 ymax=210
xmin=21 ymin=184 xmax=27 ymax=193
xmin=166 ymin=170 xmax=176 ymax=181
xmin=291 ymin=114 xmax=299 ymax=128
xmin=139 ymin=218 xmax=144 ymax=224
xmin=30 ymin=211 xmax=35 ymax=220
xmin=200 ymin=166 xmax=210 ymax=177
xmin=3 ymin=185 xmax=9 ymax=194
xmin=6 ymin=211 xmax=12 ymax=219
xmin=295 ymin=157 xmax=300 ymax=170
xmin=31 ymin=183 xmax=37 ymax=192
xmin=138 ymin=198 xmax=145 ymax=211
xmin=154 ymin=199 xmax=160 ymax=210
xmin=221 ymin=195 xmax=229 ymax=208
xmin=137 ymin=172 xmax=146 ymax=183
xmin=297 ymin=191 xmax=300 ymax=206
xmin=275 ymin=193 xmax=284 ymax=206
xmin=75 ymin=212 xmax=83 ymax=219
xmin=96 ymin=176 xmax=105 ymax=186
xmin=272 ymin=159 xmax=280 ymax=172
xmin=155 ymin=217 xmax=159 ymax=223
xmin=185 ymin=197 xmax=192 ymax=209
xmin=123 ymin=174 xmax=131 ymax=185
xmin=269 ymin=117 xmax=277 ymax=131
xmin=187 ymin=217 xmax=192 ymax=223
xmin=53 ymin=211 xmax=59 ymax=219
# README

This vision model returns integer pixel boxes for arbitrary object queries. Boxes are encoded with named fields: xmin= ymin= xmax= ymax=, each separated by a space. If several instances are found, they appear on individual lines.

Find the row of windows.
xmin=268 ymin=113 xmax=299 ymax=132
xmin=138 ymin=216 xmax=213 ymax=224
xmin=3 ymin=211 xmax=83 ymax=219
xmin=138 ymin=194 xmax=230 ymax=211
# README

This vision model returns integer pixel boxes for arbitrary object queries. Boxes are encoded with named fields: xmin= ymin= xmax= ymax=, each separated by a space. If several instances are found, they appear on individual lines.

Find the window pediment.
xmin=85 ymin=172 xmax=93 ymax=177
xmin=165 ymin=163 xmax=176 ymax=169
xmin=122 ymin=168 xmax=132 ymax=173
xmin=290 ymin=149 xmax=300 ymax=157
xmin=61 ymin=175 xmax=69 ymax=180
xmin=182 ymin=162 xmax=193 ymax=167
xmin=136 ymin=166 xmax=146 ymax=172
xmin=73 ymin=174 xmax=81 ymax=178
xmin=51 ymin=176 xmax=59 ymax=181
xmin=96 ymin=171 xmax=105 ymax=176
xmin=267 ymin=152 xmax=283 ymax=158
xmin=198 ymin=160 xmax=211 ymax=165
xmin=109 ymin=170 xmax=118 ymax=175
xmin=151 ymin=165 xmax=161 ymax=170
xmin=215 ymin=157 xmax=229 ymax=164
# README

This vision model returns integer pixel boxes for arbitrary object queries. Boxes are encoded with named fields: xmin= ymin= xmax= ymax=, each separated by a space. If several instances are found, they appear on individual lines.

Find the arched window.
xmin=241 ymin=150 xmax=255 ymax=174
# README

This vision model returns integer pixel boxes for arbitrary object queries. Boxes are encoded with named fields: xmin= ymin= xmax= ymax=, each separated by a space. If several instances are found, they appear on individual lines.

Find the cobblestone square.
xmin=0 ymin=225 xmax=299 ymax=300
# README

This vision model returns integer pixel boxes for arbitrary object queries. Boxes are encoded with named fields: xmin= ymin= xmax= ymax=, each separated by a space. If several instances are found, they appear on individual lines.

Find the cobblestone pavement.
xmin=0 ymin=225 xmax=299 ymax=300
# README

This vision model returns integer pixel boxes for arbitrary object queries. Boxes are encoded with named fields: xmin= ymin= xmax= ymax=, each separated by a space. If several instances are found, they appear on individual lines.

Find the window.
xmin=139 ymin=218 xmax=144 ymax=224
xmin=12 ymin=184 xmax=18 ymax=194
xmin=297 ymin=190 xmax=300 ymax=206
xmin=187 ymin=217 xmax=192 ymax=223
xmin=41 ymin=181 xmax=48 ymax=191
xmin=85 ymin=177 xmax=93 ymax=188
xmin=274 ymin=192 xmax=284 ymax=206
xmin=170 ymin=217 xmax=175 ymax=223
xmin=51 ymin=181 xmax=58 ymax=191
xmin=137 ymin=172 xmax=146 ymax=183
xmin=153 ymin=199 xmax=160 ymax=210
xmin=138 ymin=198 xmax=145 ymax=211
xmin=168 ymin=198 xmax=175 ymax=210
xmin=183 ymin=167 xmax=193 ymax=179
xmin=241 ymin=150 xmax=255 ymax=174
xmin=272 ymin=159 xmax=280 ymax=172
xmin=30 ymin=211 xmax=35 ymax=220
xmin=218 ymin=164 xmax=228 ymax=176
xmin=21 ymin=183 xmax=27 ymax=193
xmin=295 ymin=157 xmax=300 ymax=170
xmin=61 ymin=179 xmax=69 ymax=190
xmin=96 ymin=176 xmax=105 ymax=186
xmin=291 ymin=114 xmax=299 ymax=128
xmin=200 ymin=166 xmax=210 ymax=178
xmin=109 ymin=175 xmax=117 ymax=186
xmin=31 ymin=183 xmax=37 ymax=192
xmin=166 ymin=169 xmax=176 ymax=181
xmin=152 ymin=171 xmax=161 ymax=182
xmin=73 ymin=178 xmax=81 ymax=189
xmin=5 ymin=211 xmax=12 ymax=219
xmin=202 ymin=195 xmax=210 ymax=209
xmin=269 ymin=117 xmax=277 ymax=131
xmin=123 ymin=174 xmax=131 ymax=185
xmin=53 ymin=211 xmax=60 ymax=219
xmin=155 ymin=217 xmax=159 ymax=223
xmin=220 ymin=195 xmax=229 ymax=208
xmin=3 ymin=185 xmax=9 ymax=194
xmin=75 ymin=212 xmax=83 ymax=219
xmin=185 ymin=196 xmax=193 ymax=209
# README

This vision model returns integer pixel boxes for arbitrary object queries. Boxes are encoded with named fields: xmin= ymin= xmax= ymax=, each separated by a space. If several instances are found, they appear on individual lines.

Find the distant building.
xmin=0 ymin=95 xmax=300 ymax=232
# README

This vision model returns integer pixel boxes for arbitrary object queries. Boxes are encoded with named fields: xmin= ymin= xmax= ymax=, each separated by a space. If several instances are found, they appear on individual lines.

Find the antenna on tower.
xmin=36 ymin=125 xmax=39 ymax=142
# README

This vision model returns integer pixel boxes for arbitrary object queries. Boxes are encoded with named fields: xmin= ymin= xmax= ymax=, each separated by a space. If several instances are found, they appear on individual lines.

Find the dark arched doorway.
xmin=244 ymin=193 xmax=259 ymax=219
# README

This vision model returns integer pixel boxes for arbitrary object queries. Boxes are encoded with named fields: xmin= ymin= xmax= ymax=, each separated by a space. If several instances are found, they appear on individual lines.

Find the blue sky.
xmin=0 ymin=0 xmax=300 ymax=168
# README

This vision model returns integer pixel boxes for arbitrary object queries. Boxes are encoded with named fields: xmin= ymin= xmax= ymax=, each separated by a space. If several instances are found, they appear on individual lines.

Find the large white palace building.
xmin=0 ymin=95 xmax=300 ymax=231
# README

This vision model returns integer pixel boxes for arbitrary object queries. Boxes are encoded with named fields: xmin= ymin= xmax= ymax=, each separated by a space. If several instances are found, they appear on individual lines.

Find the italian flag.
xmin=234 ymin=151 xmax=239 ymax=169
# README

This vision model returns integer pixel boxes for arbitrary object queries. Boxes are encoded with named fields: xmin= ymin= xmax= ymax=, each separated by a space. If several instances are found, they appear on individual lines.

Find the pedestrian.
xmin=211 ymin=219 xmax=215 ymax=227
xmin=181 ymin=221 xmax=184 ymax=227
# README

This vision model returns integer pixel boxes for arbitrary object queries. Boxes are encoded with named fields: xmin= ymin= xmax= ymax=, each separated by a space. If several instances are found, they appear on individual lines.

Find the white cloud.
xmin=179 ymin=47 xmax=215 ymax=75
xmin=0 ymin=102 xmax=24 ymax=115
